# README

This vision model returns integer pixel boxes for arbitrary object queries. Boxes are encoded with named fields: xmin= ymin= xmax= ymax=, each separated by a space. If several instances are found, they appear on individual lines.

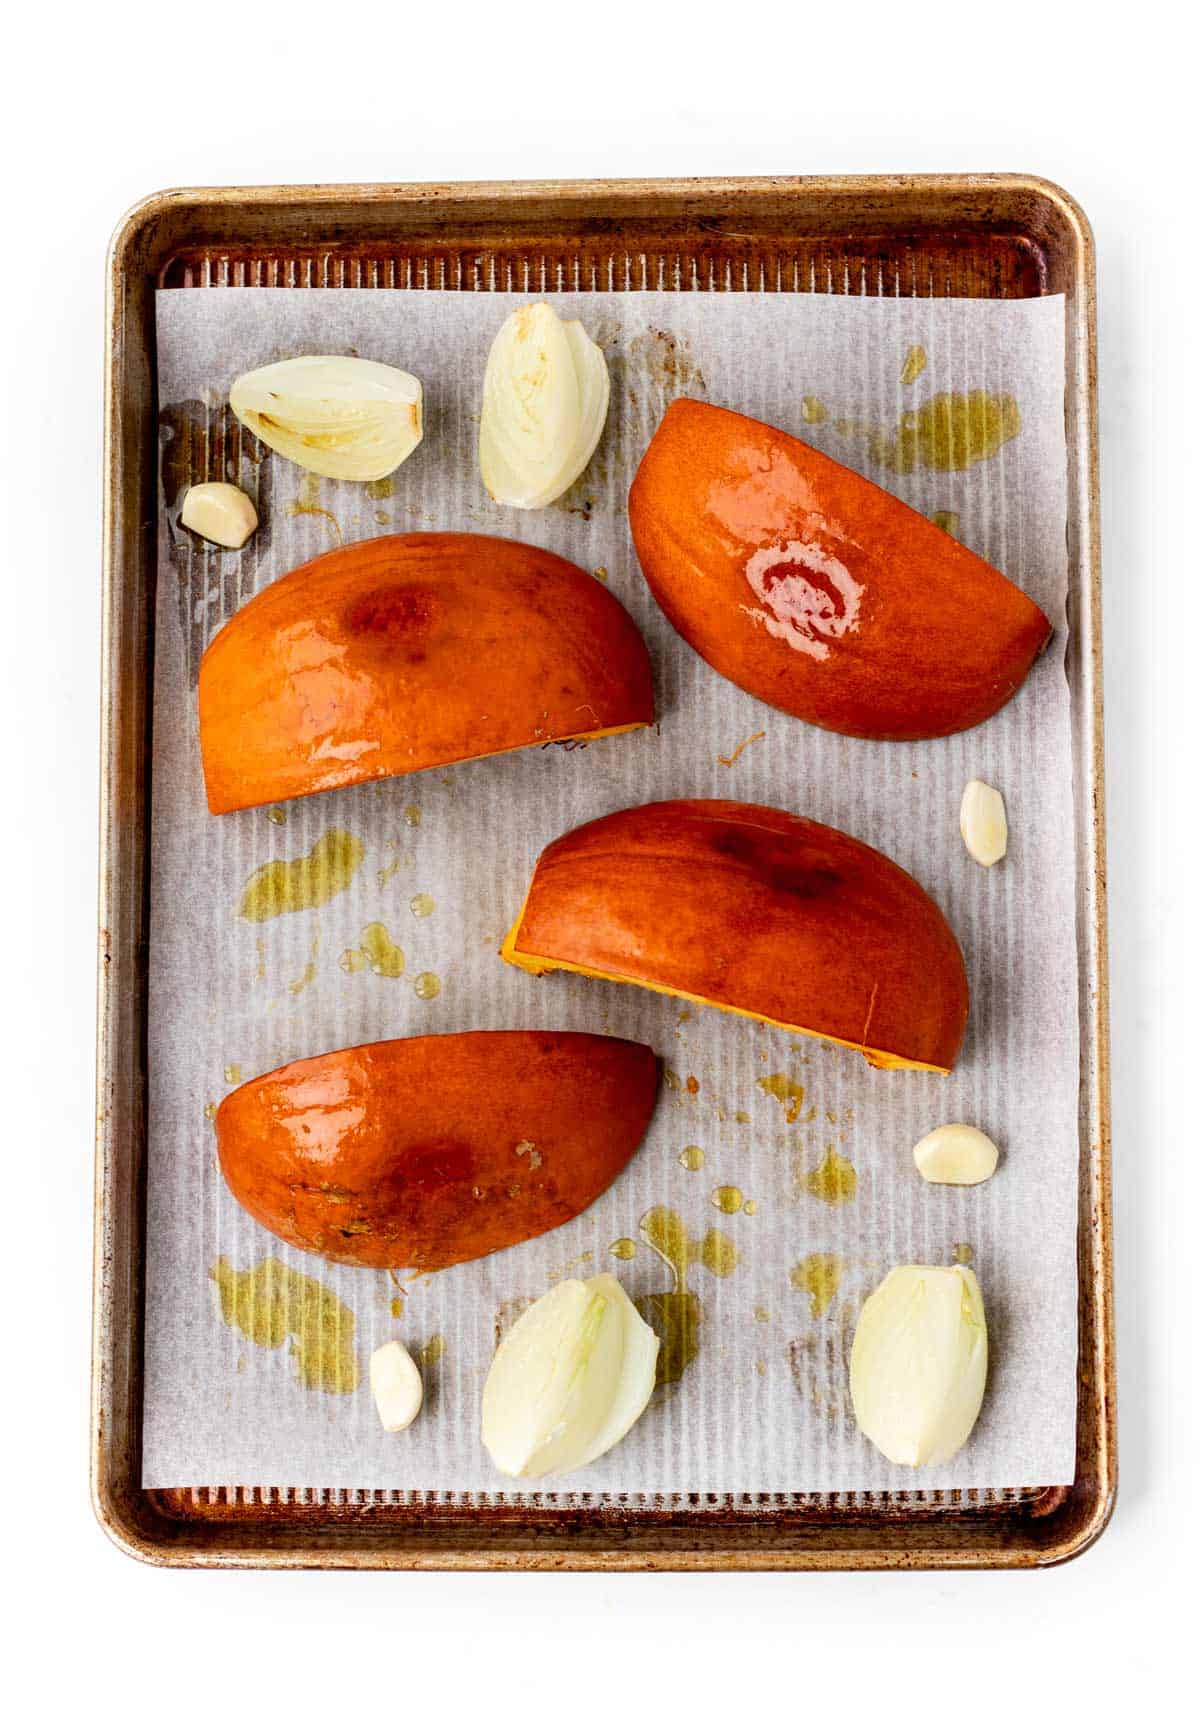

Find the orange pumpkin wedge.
xmin=199 ymin=532 xmax=654 ymax=814
xmin=502 ymin=800 xmax=968 ymax=1074
xmin=216 ymin=1032 xmax=660 ymax=1269
xmin=628 ymin=399 xmax=1051 ymax=741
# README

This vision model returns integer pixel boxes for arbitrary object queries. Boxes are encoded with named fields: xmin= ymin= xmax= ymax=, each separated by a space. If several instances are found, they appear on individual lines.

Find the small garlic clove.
xmin=229 ymin=355 xmax=423 ymax=482
xmin=913 ymin=1123 xmax=1000 ymax=1186
xmin=850 ymin=1264 xmax=988 ymax=1467
xmin=479 ymin=303 xmax=610 ymax=509
xmin=180 ymin=481 xmax=258 ymax=549
xmin=960 ymin=779 xmax=1007 ymax=866
xmin=369 ymin=1340 xmax=424 ymax=1432
xmin=481 ymin=1273 xmax=658 ymax=1479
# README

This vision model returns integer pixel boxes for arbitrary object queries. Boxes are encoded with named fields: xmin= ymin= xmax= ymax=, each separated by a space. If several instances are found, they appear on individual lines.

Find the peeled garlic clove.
xmin=913 ymin=1123 xmax=999 ymax=1186
xmin=481 ymin=1273 xmax=658 ymax=1479
xmin=960 ymin=779 xmax=1007 ymax=866
xmin=180 ymin=481 xmax=258 ymax=548
xmin=369 ymin=1340 xmax=424 ymax=1432
xmin=229 ymin=355 xmax=422 ymax=482
xmin=850 ymin=1264 xmax=988 ymax=1467
xmin=479 ymin=303 xmax=610 ymax=508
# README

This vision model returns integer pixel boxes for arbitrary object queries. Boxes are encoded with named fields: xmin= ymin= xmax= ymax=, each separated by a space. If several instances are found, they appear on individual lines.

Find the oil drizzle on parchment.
xmin=790 ymin=1253 xmax=845 ymax=1317
xmin=417 ymin=1334 xmax=445 ymax=1369
xmin=953 ymin=1242 xmax=975 ymax=1266
xmin=836 ymin=390 xmax=1020 ymax=473
xmin=758 ymin=1073 xmax=805 ymax=1124
xmin=711 ymin=1185 xmax=744 ymax=1214
xmin=609 ymin=1238 xmax=637 ymax=1261
xmin=209 ymin=1257 xmax=358 ymax=1393
xmin=409 ymin=892 xmax=436 ymax=919
xmin=287 ymin=933 xmax=321 ymax=996
xmin=238 ymin=829 xmax=365 ymax=923
xmin=634 ymin=1206 xmax=739 ymax=1387
xmin=800 ymin=396 xmax=828 ymax=425
xmin=413 ymin=971 xmax=441 ymax=1000
xmin=804 ymin=1147 xmax=858 ymax=1206
xmin=340 ymin=922 xmax=405 ymax=978
xmin=678 ymin=1145 xmax=705 ymax=1171
xmin=930 ymin=510 xmax=960 ymax=537
xmin=900 ymin=344 xmax=927 ymax=385
xmin=287 ymin=472 xmax=342 ymax=541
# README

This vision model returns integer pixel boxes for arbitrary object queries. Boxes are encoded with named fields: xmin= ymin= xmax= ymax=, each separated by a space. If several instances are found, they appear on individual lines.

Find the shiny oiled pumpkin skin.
xmin=503 ymin=800 xmax=968 ymax=1074
xmin=628 ymin=400 xmax=1051 ymax=741
xmin=216 ymin=1032 xmax=660 ymax=1269
xmin=199 ymin=532 xmax=654 ymax=815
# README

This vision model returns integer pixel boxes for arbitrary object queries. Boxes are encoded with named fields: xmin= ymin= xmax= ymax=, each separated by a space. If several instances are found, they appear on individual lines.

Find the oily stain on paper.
xmin=797 ymin=366 xmax=1020 ymax=474
xmin=628 ymin=327 xmax=707 ymax=397
xmin=802 ymin=1146 xmax=858 ymax=1206
xmin=340 ymin=922 xmax=406 ymax=978
xmin=634 ymin=1205 xmax=739 ymax=1388
xmin=210 ymin=1257 xmax=359 ymax=1394
xmin=835 ymin=390 xmax=1021 ymax=473
xmin=287 ymin=473 xmax=342 ymax=542
xmin=790 ymin=1253 xmax=845 ymax=1318
xmin=711 ymin=1185 xmax=746 ymax=1215
xmin=899 ymin=344 xmax=927 ymax=385
xmin=757 ymin=1073 xmax=806 ymax=1124
xmin=238 ymin=829 xmax=365 ymax=923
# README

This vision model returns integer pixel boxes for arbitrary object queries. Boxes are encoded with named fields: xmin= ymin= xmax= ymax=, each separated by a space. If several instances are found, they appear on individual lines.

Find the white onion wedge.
xmin=850 ymin=1264 xmax=988 ymax=1467
xmin=481 ymin=1274 xmax=658 ymax=1479
xmin=229 ymin=355 xmax=422 ymax=482
xmin=479 ymin=303 xmax=610 ymax=508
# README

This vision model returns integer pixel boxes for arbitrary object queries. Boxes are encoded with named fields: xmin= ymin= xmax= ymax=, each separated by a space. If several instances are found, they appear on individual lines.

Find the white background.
xmin=1 ymin=3 xmax=1191 ymax=1713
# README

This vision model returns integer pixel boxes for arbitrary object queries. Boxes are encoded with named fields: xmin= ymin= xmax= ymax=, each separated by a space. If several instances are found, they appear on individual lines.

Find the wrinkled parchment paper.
xmin=143 ymin=289 xmax=1076 ymax=1496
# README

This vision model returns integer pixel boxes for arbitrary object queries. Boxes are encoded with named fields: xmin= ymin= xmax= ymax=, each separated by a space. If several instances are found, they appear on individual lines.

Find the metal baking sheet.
xmin=94 ymin=175 xmax=1113 ymax=1569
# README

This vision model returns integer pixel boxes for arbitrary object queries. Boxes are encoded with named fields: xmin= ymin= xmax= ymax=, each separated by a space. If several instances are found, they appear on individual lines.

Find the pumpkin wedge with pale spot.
xmin=628 ymin=400 xmax=1050 ymax=741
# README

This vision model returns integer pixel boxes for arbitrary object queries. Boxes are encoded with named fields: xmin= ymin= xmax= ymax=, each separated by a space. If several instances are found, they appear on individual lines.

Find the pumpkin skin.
xmin=199 ymin=532 xmax=654 ymax=814
xmin=502 ymin=800 xmax=968 ymax=1074
xmin=216 ymin=1032 xmax=659 ymax=1269
xmin=628 ymin=400 xmax=1050 ymax=741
